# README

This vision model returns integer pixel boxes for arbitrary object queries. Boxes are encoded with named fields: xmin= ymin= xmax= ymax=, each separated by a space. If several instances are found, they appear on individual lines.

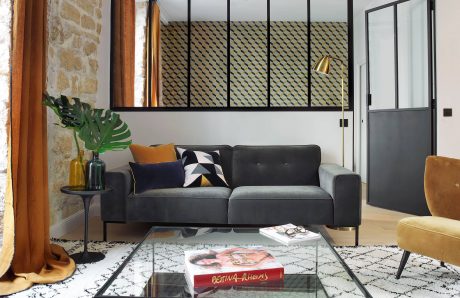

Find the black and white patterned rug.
xmin=9 ymin=240 xmax=460 ymax=298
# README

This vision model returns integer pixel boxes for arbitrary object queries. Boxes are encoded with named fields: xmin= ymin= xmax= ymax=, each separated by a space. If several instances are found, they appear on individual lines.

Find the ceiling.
xmin=153 ymin=0 xmax=348 ymax=22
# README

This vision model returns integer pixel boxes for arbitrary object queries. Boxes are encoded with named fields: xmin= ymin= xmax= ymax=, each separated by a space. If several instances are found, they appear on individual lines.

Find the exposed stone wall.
xmin=0 ymin=0 xmax=11 ymax=246
xmin=47 ymin=0 xmax=103 ymax=225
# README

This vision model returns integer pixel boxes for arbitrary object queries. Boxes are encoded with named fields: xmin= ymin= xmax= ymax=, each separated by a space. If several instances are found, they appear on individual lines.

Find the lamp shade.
xmin=313 ymin=55 xmax=332 ymax=75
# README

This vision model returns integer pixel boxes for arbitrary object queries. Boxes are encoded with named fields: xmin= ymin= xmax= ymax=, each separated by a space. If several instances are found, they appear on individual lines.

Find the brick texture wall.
xmin=0 ymin=0 xmax=11 ymax=246
xmin=47 ymin=0 xmax=103 ymax=225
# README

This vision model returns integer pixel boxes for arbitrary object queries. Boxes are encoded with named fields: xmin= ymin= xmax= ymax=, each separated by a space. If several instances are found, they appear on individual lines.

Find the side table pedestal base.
xmin=71 ymin=251 xmax=105 ymax=264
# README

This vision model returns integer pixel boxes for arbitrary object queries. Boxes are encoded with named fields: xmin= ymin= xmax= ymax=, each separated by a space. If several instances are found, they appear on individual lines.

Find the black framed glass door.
xmin=366 ymin=0 xmax=436 ymax=215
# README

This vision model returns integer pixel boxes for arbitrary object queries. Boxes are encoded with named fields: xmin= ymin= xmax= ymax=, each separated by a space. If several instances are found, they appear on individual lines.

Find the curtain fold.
xmin=148 ymin=1 xmax=161 ymax=107
xmin=113 ymin=0 xmax=135 ymax=107
xmin=0 ymin=0 xmax=75 ymax=295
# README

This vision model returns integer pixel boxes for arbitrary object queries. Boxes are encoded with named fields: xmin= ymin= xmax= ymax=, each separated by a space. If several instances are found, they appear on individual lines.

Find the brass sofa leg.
xmin=396 ymin=250 xmax=411 ymax=279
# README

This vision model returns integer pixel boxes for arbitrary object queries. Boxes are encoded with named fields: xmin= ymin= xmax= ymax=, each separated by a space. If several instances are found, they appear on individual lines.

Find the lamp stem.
xmin=341 ymin=63 xmax=345 ymax=168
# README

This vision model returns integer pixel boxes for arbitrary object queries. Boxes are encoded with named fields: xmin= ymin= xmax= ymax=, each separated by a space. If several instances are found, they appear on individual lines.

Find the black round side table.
xmin=61 ymin=186 xmax=112 ymax=264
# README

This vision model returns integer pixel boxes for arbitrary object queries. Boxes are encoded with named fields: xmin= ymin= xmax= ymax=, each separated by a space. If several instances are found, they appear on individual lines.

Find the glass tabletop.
xmin=95 ymin=227 xmax=371 ymax=298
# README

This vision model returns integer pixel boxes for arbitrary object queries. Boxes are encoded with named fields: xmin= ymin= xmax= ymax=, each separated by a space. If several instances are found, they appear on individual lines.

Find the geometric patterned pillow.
xmin=176 ymin=147 xmax=229 ymax=187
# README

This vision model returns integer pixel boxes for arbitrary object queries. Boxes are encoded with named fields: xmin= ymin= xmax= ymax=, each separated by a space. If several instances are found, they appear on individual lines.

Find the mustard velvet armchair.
xmin=396 ymin=156 xmax=460 ymax=279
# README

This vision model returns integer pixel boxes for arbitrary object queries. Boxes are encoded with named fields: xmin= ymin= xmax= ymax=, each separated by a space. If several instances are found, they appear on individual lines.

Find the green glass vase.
xmin=85 ymin=152 xmax=106 ymax=190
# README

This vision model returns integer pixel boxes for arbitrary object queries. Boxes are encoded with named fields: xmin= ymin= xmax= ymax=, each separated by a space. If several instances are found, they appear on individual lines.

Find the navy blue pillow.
xmin=129 ymin=160 xmax=185 ymax=194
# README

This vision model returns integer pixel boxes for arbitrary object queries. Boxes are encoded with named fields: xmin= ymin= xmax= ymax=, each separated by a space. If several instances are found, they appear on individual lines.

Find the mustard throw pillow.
xmin=129 ymin=143 xmax=177 ymax=163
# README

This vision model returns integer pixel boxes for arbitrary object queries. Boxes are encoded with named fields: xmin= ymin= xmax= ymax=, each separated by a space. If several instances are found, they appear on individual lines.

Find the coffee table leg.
xmin=70 ymin=195 xmax=105 ymax=264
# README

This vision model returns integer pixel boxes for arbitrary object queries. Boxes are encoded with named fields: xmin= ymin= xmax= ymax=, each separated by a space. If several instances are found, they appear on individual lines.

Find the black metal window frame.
xmin=110 ymin=0 xmax=354 ymax=112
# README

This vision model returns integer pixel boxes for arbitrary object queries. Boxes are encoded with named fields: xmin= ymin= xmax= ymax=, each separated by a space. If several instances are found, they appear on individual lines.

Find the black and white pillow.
xmin=176 ymin=148 xmax=228 ymax=187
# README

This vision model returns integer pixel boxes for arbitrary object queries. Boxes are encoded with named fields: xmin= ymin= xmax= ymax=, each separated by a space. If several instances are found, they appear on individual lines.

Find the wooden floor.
xmin=62 ymin=184 xmax=411 ymax=246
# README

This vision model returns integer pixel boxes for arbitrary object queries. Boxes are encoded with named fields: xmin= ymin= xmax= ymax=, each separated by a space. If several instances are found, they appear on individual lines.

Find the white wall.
xmin=436 ymin=0 xmax=460 ymax=159
xmin=102 ymin=112 xmax=354 ymax=170
xmin=98 ymin=0 xmax=355 ymax=172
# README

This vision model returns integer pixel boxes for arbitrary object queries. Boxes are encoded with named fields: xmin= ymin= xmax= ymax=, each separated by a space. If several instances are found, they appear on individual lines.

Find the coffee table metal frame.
xmin=95 ymin=226 xmax=372 ymax=298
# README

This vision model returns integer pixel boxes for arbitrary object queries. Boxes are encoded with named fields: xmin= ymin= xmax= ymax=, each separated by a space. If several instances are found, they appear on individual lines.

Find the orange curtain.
xmin=113 ymin=0 xmax=135 ymax=107
xmin=0 ymin=0 xmax=75 ymax=295
xmin=148 ymin=1 xmax=161 ymax=107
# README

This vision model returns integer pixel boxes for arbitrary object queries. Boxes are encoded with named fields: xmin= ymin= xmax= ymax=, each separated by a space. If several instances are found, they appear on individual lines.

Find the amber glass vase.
xmin=69 ymin=150 xmax=86 ymax=187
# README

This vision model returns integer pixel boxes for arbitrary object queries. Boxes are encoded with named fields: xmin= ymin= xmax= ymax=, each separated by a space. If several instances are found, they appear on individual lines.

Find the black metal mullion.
xmin=348 ymin=0 xmax=354 ymax=111
xmin=365 ymin=10 xmax=370 ymax=203
xmin=307 ymin=0 xmax=311 ymax=107
xmin=394 ymin=4 xmax=399 ymax=109
xmin=267 ymin=0 xmax=271 ymax=107
xmin=187 ymin=0 xmax=191 ymax=108
xmin=428 ymin=0 xmax=436 ymax=155
xmin=227 ymin=0 xmax=231 ymax=108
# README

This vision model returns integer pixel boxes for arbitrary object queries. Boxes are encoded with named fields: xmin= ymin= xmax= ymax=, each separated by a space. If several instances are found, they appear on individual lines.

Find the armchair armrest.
xmin=100 ymin=165 xmax=132 ymax=222
xmin=319 ymin=164 xmax=361 ymax=227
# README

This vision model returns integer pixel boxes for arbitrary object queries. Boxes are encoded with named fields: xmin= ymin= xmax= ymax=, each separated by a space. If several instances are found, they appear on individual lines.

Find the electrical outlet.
xmin=340 ymin=119 xmax=349 ymax=127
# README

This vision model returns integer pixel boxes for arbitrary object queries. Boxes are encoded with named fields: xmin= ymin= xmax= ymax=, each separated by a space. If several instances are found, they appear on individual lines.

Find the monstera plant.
xmin=78 ymin=107 xmax=132 ymax=190
xmin=44 ymin=94 xmax=132 ymax=190
xmin=44 ymin=94 xmax=92 ymax=187
xmin=78 ymin=109 xmax=132 ymax=154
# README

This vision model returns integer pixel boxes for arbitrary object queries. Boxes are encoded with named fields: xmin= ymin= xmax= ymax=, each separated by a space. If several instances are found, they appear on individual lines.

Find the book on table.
xmin=259 ymin=224 xmax=321 ymax=245
xmin=184 ymin=247 xmax=284 ymax=291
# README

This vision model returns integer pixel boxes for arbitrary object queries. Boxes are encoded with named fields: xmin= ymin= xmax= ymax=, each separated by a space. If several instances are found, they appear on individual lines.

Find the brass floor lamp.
xmin=313 ymin=55 xmax=346 ymax=167
xmin=314 ymin=56 xmax=358 ymax=245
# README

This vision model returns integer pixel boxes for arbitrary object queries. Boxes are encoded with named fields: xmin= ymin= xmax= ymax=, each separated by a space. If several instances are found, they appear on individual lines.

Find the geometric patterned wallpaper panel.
xmin=230 ymin=21 xmax=268 ymax=107
xmin=160 ymin=21 xmax=188 ymax=107
xmin=191 ymin=22 xmax=227 ymax=107
xmin=161 ymin=21 xmax=348 ymax=108
xmin=270 ymin=21 xmax=309 ymax=107
xmin=311 ymin=22 xmax=348 ymax=108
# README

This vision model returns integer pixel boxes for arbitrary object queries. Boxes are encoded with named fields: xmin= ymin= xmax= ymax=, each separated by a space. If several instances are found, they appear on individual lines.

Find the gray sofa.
xmin=101 ymin=145 xmax=362 ymax=244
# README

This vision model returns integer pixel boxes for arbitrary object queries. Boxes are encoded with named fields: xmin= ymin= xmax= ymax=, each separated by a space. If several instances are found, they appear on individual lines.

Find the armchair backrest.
xmin=424 ymin=156 xmax=460 ymax=220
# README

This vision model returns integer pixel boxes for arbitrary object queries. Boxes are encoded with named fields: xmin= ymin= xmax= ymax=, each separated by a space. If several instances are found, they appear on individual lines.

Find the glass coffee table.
xmin=95 ymin=227 xmax=371 ymax=298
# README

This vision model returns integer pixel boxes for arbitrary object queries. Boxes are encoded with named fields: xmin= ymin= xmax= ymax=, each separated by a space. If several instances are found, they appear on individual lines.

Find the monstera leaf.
xmin=78 ymin=109 xmax=132 ymax=154
xmin=43 ymin=94 xmax=91 ymax=129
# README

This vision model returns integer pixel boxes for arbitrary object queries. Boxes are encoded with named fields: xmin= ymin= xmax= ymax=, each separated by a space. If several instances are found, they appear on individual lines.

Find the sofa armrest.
xmin=319 ymin=164 xmax=361 ymax=227
xmin=100 ymin=165 xmax=132 ymax=222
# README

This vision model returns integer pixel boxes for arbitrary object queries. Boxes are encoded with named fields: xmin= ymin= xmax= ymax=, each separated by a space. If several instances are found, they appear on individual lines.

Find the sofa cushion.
xmin=127 ymin=187 xmax=231 ymax=224
xmin=129 ymin=161 xmax=185 ymax=194
xmin=174 ymin=145 xmax=233 ymax=187
xmin=177 ymin=147 xmax=229 ymax=187
xmin=228 ymin=186 xmax=333 ymax=225
xmin=232 ymin=145 xmax=321 ymax=187
xmin=130 ymin=143 xmax=177 ymax=163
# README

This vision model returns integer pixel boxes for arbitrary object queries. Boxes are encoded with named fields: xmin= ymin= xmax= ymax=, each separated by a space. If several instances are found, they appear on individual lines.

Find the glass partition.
xmin=111 ymin=0 xmax=352 ymax=111
xmin=311 ymin=0 xmax=348 ymax=108
xmin=159 ymin=0 xmax=188 ymax=107
xmin=368 ymin=7 xmax=396 ymax=110
xmin=134 ymin=0 xmax=149 ymax=107
xmin=397 ymin=0 xmax=429 ymax=109
xmin=190 ymin=0 xmax=227 ymax=107
xmin=270 ymin=0 xmax=309 ymax=107
xmin=230 ymin=0 xmax=268 ymax=107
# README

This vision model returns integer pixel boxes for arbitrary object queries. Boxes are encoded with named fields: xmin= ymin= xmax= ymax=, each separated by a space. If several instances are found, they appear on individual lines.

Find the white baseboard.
xmin=50 ymin=197 xmax=101 ymax=238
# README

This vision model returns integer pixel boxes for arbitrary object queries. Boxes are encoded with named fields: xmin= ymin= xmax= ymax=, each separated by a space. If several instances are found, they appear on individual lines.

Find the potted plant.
xmin=78 ymin=108 xmax=132 ymax=190
xmin=43 ymin=94 xmax=91 ymax=187
xmin=44 ymin=94 xmax=132 ymax=190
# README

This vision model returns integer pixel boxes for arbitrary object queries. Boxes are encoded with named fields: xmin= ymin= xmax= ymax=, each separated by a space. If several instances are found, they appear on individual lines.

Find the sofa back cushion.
xmin=232 ymin=145 xmax=321 ymax=187
xmin=174 ymin=145 xmax=234 ymax=187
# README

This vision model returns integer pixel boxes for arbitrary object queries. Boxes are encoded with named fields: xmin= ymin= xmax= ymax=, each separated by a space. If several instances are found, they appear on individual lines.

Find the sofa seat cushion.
xmin=397 ymin=216 xmax=460 ymax=266
xmin=228 ymin=186 xmax=333 ymax=225
xmin=127 ymin=187 xmax=231 ymax=224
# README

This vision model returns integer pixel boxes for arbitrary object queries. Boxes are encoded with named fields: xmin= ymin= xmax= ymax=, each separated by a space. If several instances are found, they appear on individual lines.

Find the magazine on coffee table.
xmin=259 ymin=224 xmax=321 ymax=245
xmin=184 ymin=247 xmax=284 ymax=290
